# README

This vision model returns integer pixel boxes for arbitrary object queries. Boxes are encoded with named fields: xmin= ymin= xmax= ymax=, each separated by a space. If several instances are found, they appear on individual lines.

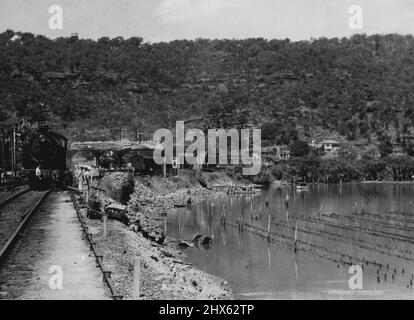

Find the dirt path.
xmin=0 ymin=192 xmax=110 ymax=299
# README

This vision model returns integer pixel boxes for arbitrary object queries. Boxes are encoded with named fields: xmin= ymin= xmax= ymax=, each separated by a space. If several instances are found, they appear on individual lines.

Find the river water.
xmin=167 ymin=183 xmax=414 ymax=299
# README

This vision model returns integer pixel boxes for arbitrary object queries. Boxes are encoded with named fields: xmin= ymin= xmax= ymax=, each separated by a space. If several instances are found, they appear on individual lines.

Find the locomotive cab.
xmin=22 ymin=129 xmax=68 ymax=189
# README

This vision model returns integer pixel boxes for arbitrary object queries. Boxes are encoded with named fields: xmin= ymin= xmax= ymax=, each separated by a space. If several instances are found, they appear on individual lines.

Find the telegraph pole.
xmin=1 ymin=132 xmax=5 ymax=171
xmin=12 ymin=125 xmax=16 ymax=176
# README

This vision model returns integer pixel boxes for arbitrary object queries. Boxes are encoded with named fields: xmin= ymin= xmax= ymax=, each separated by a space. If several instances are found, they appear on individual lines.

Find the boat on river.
xmin=296 ymin=183 xmax=309 ymax=191
xmin=232 ymin=185 xmax=261 ymax=194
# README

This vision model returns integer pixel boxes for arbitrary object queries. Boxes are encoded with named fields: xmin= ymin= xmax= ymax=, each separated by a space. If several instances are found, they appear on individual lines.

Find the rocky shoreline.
xmin=127 ymin=177 xmax=226 ymax=244
xmin=75 ymin=172 xmax=232 ymax=299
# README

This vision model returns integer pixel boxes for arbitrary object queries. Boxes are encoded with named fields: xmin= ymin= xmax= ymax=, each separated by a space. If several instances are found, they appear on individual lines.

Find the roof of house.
xmin=70 ymin=140 xmax=162 ymax=152
xmin=261 ymin=146 xmax=277 ymax=152
xmin=320 ymin=140 xmax=340 ymax=144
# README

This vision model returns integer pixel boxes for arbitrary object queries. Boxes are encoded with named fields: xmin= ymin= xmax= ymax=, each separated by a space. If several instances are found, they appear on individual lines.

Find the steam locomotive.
xmin=22 ymin=129 xmax=68 ymax=189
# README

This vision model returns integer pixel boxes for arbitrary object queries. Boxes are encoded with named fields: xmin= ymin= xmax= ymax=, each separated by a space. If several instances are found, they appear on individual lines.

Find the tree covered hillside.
xmin=1 ymin=30 xmax=414 ymax=144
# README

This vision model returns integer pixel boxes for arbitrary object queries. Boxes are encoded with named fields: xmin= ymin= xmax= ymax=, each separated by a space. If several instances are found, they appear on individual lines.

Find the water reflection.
xmin=167 ymin=183 xmax=414 ymax=299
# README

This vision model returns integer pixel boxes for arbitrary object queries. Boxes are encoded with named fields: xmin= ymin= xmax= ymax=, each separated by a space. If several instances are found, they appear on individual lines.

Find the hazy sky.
xmin=0 ymin=0 xmax=413 ymax=42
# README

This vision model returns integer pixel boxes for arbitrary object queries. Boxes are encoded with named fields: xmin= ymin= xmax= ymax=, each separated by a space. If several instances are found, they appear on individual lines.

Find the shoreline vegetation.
xmin=251 ymin=154 xmax=414 ymax=185
xmin=360 ymin=180 xmax=414 ymax=183
xmin=275 ymin=180 xmax=414 ymax=185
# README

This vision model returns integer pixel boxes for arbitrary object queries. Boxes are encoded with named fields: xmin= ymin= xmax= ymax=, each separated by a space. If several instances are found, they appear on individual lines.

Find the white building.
xmin=320 ymin=140 xmax=341 ymax=152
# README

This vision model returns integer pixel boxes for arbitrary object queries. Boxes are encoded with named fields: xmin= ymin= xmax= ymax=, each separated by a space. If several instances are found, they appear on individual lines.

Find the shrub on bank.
xmin=250 ymin=167 xmax=274 ymax=185
xmin=98 ymin=172 xmax=135 ymax=204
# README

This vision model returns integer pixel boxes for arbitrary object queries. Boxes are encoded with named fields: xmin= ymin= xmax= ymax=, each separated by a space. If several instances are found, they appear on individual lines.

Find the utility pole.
xmin=12 ymin=125 xmax=16 ymax=177
xmin=1 ymin=132 xmax=5 ymax=171
xmin=10 ymin=128 xmax=14 ymax=173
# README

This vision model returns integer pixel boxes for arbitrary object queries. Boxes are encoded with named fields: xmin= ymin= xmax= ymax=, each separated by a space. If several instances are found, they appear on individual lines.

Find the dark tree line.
xmin=1 ymin=31 xmax=414 ymax=146
xmin=267 ymin=155 xmax=414 ymax=183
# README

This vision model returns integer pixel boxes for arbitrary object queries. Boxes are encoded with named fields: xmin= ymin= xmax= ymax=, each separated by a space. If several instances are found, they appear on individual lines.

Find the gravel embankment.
xmin=74 ymin=193 xmax=231 ymax=299
xmin=72 ymin=172 xmax=232 ymax=299
xmin=127 ymin=178 xmax=225 ymax=243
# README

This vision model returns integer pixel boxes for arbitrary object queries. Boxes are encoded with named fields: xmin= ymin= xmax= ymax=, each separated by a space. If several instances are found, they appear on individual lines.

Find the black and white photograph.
xmin=1 ymin=0 xmax=414 ymax=306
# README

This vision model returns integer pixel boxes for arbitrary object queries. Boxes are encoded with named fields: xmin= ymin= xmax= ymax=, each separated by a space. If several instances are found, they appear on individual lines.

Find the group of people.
xmin=0 ymin=169 xmax=21 ymax=185
xmin=76 ymin=166 xmax=95 ymax=203
xmin=29 ymin=166 xmax=74 ymax=191
xmin=0 ymin=168 xmax=6 ymax=184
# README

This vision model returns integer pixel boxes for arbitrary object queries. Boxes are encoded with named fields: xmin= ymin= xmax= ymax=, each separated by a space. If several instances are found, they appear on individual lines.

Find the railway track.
xmin=0 ymin=190 xmax=50 ymax=265
xmin=0 ymin=188 xmax=30 ymax=210
xmin=0 ymin=190 xmax=111 ymax=299
xmin=0 ymin=181 xmax=26 ymax=192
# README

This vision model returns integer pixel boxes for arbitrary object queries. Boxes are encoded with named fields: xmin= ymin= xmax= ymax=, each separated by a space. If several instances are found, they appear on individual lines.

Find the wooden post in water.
xmin=220 ymin=203 xmax=225 ymax=225
xmin=294 ymin=221 xmax=298 ymax=253
xmin=267 ymin=245 xmax=272 ymax=269
xmin=286 ymin=209 xmax=289 ymax=226
xmin=240 ymin=198 xmax=244 ymax=232
xmin=267 ymin=211 xmax=271 ymax=240
xmin=209 ymin=203 xmax=214 ymax=226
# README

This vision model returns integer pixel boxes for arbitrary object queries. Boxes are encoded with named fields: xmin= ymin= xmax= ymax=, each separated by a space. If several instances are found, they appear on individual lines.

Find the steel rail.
xmin=70 ymin=192 xmax=123 ymax=300
xmin=0 ymin=183 xmax=23 ymax=192
xmin=0 ymin=188 xmax=30 ymax=210
xmin=0 ymin=190 xmax=51 ymax=265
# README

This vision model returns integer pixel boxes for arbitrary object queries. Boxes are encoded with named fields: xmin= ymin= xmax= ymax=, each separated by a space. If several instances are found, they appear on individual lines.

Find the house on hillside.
xmin=309 ymin=140 xmax=322 ymax=149
xmin=309 ymin=139 xmax=341 ymax=155
xmin=10 ymin=34 xmax=22 ymax=42
xmin=320 ymin=140 xmax=341 ymax=152
xmin=262 ymin=145 xmax=290 ymax=164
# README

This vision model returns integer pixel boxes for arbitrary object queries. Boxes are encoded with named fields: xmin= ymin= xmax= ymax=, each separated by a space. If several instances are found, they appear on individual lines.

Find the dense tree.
xmin=404 ymin=142 xmax=414 ymax=157
xmin=289 ymin=139 xmax=310 ymax=157
xmin=378 ymin=135 xmax=393 ymax=158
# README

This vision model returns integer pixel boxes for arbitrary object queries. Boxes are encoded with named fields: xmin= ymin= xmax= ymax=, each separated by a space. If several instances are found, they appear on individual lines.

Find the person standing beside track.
xmin=84 ymin=167 xmax=92 ymax=203
xmin=62 ymin=169 xmax=73 ymax=188
xmin=35 ymin=165 xmax=42 ymax=191
xmin=77 ymin=167 xmax=84 ymax=193
xmin=52 ymin=169 xmax=59 ymax=191
xmin=0 ymin=169 xmax=5 ymax=184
